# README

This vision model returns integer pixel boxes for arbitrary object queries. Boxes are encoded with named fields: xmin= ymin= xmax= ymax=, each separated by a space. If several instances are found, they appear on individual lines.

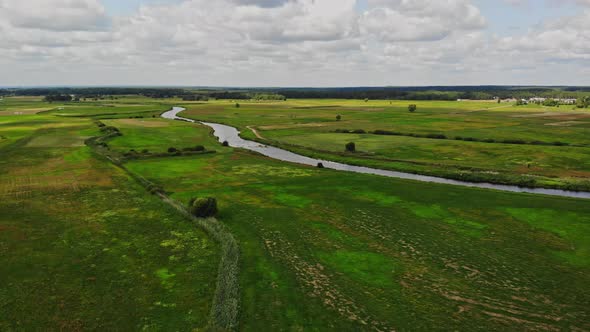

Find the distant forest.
xmin=1 ymin=86 xmax=589 ymax=101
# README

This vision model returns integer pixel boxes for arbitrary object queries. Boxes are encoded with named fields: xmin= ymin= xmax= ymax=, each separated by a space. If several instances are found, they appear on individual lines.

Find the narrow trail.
xmin=246 ymin=126 xmax=265 ymax=140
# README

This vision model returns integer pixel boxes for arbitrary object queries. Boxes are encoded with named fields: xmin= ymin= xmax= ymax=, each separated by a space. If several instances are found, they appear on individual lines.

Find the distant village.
xmin=498 ymin=97 xmax=577 ymax=105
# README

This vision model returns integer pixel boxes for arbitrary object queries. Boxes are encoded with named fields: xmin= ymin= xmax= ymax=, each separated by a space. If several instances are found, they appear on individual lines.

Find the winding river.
xmin=162 ymin=107 xmax=590 ymax=200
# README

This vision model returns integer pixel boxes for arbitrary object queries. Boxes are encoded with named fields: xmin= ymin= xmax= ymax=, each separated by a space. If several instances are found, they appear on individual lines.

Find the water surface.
xmin=162 ymin=107 xmax=590 ymax=200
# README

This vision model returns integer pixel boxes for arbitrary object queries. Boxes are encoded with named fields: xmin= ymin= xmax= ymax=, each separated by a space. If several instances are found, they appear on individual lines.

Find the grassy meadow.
xmin=0 ymin=96 xmax=589 ymax=330
xmin=0 ymin=99 xmax=219 ymax=330
xmin=180 ymin=99 xmax=590 ymax=190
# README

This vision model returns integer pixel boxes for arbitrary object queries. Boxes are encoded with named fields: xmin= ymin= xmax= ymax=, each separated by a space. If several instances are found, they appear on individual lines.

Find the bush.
xmin=222 ymin=141 xmax=229 ymax=147
xmin=235 ymin=103 xmax=240 ymax=108
xmin=336 ymin=115 xmax=341 ymax=121
xmin=168 ymin=147 xmax=178 ymax=153
xmin=317 ymin=162 xmax=325 ymax=168
xmin=189 ymin=197 xmax=218 ymax=218
xmin=408 ymin=104 xmax=417 ymax=112
xmin=482 ymin=138 xmax=495 ymax=143
xmin=352 ymin=129 xmax=366 ymax=134
xmin=100 ymin=126 xmax=119 ymax=133
xmin=345 ymin=142 xmax=356 ymax=152
xmin=426 ymin=134 xmax=447 ymax=139
xmin=502 ymin=139 xmax=526 ymax=145
xmin=183 ymin=145 xmax=206 ymax=152
xmin=531 ymin=141 xmax=547 ymax=145
xmin=552 ymin=141 xmax=569 ymax=146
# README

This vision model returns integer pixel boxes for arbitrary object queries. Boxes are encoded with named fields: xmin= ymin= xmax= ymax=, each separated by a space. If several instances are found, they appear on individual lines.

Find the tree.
xmin=345 ymin=142 xmax=356 ymax=152
xmin=408 ymin=104 xmax=417 ymax=112
xmin=189 ymin=197 xmax=218 ymax=218
xmin=336 ymin=114 xmax=341 ymax=121
xmin=577 ymin=96 xmax=589 ymax=109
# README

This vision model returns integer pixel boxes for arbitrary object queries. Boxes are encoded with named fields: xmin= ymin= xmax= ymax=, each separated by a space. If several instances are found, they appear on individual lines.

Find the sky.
xmin=1 ymin=0 xmax=589 ymax=87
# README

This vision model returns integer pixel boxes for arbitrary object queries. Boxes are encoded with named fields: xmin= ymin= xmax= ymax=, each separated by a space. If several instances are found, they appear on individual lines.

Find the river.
xmin=162 ymin=107 xmax=590 ymax=200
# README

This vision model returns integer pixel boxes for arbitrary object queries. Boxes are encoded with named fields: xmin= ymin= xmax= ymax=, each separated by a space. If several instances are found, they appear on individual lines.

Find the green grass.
xmin=179 ymin=99 xmax=590 ymax=190
xmin=102 ymin=118 xmax=224 ymax=154
xmin=0 ymin=113 xmax=219 ymax=330
xmin=1 ymin=96 xmax=589 ymax=330
xmin=125 ymin=123 xmax=590 ymax=330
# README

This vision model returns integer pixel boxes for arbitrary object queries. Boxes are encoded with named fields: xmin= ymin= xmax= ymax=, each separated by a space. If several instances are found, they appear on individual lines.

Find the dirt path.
xmin=247 ymin=126 xmax=265 ymax=140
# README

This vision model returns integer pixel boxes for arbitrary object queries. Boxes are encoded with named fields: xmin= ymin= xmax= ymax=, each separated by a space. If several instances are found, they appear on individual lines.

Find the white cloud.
xmin=0 ymin=0 xmax=109 ymax=31
xmin=0 ymin=0 xmax=588 ymax=86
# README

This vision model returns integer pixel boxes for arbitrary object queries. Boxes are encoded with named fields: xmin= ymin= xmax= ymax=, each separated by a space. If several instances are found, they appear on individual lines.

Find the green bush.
xmin=345 ymin=142 xmax=356 ymax=152
xmin=189 ymin=197 xmax=218 ymax=218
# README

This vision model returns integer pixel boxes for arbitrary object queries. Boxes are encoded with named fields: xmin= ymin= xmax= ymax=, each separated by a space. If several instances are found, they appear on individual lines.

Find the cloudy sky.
xmin=1 ymin=0 xmax=589 ymax=87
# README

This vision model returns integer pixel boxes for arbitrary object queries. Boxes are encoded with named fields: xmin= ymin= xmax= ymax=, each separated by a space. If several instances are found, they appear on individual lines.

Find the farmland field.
xmin=1 ymin=96 xmax=589 ymax=330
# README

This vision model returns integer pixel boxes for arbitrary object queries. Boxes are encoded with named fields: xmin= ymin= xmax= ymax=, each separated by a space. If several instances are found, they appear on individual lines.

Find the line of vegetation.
xmin=3 ymin=86 xmax=590 ymax=103
xmin=332 ymin=129 xmax=580 ymax=147
xmin=86 ymin=122 xmax=240 ymax=330
xmin=243 ymin=133 xmax=590 ymax=192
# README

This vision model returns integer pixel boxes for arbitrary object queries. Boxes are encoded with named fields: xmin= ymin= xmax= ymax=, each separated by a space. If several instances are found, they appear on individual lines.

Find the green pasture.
xmin=0 ymin=114 xmax=219 ymax=330
xmin=180 ymin=99 xmax=590 ymax=190
xmin=126 ymin=138 xmax=590 ymax=331
xmin=0 ymin=96 xmax=589 ymax=330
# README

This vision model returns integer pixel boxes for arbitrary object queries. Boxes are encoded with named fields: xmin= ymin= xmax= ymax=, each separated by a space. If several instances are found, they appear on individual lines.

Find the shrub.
xmin=100 ymin=126 xmax=119 ymax=133
xmin=182 ymin=145 xmax=206 ymax=152
xmin=235 ymin=103 xmax=240 ymax=108
xmin=317 ymin=162 xmax=325 ymax=168
xmin=168 ymin=147 xmax=178 ymax=153
xmin=408 ymin=104 xmax=417 ymax=112
xmin=426 ymin=134 xmax=447 ymax=139
xmin=345 ymin=142 xmax=356 ymax=152
xmin=189 ymin=197 xmax=218 ymax=218
xmin=502 ymin=139 xmax=526 ymax=145
xmin=336 ymin=115 xmax=341 ymax=121
xmin=141 ymin=149 xmax=149 ymax=154
xmin=352 ymin=129 xmax=366 ymax=134
xmin=552 ymin=141 xmax=569 ymax=146
xmin=531 ymin=141 xmax=547 ymax=145
xmin=454 ymin=136 xmax=463 ymax=140
xmin=373 ymin=130 xmax=391 ymax=135
xmin=222 ymin=141 xmax=229 ymax=147
xmin=482 ymin=138 xmax=495 ymax=143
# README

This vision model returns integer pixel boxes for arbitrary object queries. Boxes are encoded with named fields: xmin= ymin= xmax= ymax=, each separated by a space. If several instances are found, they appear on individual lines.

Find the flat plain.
xmin=1 ymin=96 xmax=589 ymax=330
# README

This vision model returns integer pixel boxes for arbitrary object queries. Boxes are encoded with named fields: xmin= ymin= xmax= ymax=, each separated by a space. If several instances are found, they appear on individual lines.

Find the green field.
xmin=180 ymin=99 xmax=590 ymax=190
xmin=1 ymin=96 xmax=589 ymax=330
